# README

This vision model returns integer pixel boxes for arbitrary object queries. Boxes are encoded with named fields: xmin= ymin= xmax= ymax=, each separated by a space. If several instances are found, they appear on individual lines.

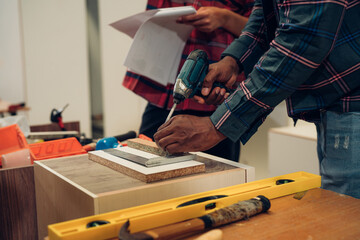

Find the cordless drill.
xmin=165 ymin=49 xmax=228 ymax=122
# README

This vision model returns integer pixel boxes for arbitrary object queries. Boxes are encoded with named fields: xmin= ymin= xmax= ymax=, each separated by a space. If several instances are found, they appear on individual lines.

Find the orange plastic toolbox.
xmin=29 ymin=137 xmax=86 ymax=162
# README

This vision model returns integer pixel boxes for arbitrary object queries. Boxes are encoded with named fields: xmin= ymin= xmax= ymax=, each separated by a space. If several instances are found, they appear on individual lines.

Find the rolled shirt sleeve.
xmin=211 ymin=0 xmax=347 ymax=143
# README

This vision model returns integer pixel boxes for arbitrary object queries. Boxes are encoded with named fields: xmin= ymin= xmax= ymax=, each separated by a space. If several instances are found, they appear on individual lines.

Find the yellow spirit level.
xmin=48 ymin=171 xmax=320 ymax=240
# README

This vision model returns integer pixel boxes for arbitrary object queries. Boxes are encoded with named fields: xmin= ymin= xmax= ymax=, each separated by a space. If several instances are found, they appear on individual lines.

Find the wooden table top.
xmin=186 ymin=188 xmax=360 ymax=240
xmin=38 ymin=153 xmax=244 ymax=195
xmin=43 ymin=188 xmax=359 ymax=240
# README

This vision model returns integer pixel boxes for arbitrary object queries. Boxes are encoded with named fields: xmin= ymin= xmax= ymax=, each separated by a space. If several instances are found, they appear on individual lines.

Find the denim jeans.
xmin=316 ymin=111 xmax=360 ymax=198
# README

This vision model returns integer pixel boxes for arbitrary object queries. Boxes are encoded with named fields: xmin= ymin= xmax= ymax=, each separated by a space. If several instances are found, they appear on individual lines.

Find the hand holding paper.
xmin=110 ymin=6 xmax=196 ymax=86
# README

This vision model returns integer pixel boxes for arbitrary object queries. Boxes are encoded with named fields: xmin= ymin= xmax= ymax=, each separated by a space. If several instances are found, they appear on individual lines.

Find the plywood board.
xmin=126 ymin=138 xmax=167 ymax=156
xmin=88 ymin=147 xmax=205 ymax=182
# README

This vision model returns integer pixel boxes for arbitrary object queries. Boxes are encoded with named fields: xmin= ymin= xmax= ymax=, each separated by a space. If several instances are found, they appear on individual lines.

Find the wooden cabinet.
xmin=0 ymin=166 xmax=38 ymax=240
xmin=34 ymin=153 xmax=254 ymax=239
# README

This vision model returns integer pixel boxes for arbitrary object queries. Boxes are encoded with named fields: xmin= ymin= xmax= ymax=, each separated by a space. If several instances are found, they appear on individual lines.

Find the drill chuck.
xmin=173 ymin=94 xmax=183 ymax=104
xmin=173 ymin=78 xmax=192 ymax=104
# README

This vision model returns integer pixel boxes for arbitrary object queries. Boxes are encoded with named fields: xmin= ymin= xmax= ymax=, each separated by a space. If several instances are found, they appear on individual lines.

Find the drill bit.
xmin=165 ymin=103 xmax=177 ymax=123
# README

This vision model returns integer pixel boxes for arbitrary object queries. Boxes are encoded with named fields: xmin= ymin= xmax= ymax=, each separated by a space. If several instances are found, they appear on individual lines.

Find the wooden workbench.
xmin=186 ymin=188 xmax=360 ymax=239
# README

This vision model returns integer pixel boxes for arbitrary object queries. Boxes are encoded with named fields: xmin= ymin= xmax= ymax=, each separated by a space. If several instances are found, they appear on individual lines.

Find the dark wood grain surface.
xmin=30 ymin=121 xmax=80 ymax=132
xmin=0 ymin=166 xmax=38 ymax=240
xmin=186 ymin=188 xmax=360 ymax=240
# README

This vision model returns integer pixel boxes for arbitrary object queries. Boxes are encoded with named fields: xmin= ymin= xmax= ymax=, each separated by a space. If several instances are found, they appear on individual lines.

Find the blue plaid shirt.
xmin=210 ymin=0 xmax=360 ymax=143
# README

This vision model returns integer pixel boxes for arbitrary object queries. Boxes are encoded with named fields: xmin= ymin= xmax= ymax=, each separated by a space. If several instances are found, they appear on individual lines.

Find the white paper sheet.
xmin=110 ymin=6 xmax=196 ymax=86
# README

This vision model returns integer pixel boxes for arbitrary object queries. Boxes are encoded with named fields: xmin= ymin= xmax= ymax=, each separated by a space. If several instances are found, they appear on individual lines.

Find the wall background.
xmin=0 ymin=0 xmax=26 ymax=103
xmin=0 ymin=0 xmax=317 ymax=180
xmin=97 ymin=0 xmax=147 ymax=138
xmin=0 ymin=0 xmax=148 ymax=138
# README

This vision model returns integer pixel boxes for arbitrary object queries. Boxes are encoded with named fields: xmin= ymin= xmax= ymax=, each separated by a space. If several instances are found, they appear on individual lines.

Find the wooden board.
xmin=34 ymin=159 xmax=97 ymax=240
xmin=0 ymin=166 xmax=38 ymax=240
xmin=88 ymin=147 xmax=205 ymax=182
xmin=185 ymin=188 xmax=360 ymax=240
xmin=30 ymin=121 xmax=80 ymax=133
xmin=126 ymin=138 xmax=167 ymax=156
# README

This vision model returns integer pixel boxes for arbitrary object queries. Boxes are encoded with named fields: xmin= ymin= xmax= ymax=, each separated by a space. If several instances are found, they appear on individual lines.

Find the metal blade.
xmin=102 ymin=148 xmax=196 ymax=168
xmin=103 ymin=148 xmax=149 ymax=166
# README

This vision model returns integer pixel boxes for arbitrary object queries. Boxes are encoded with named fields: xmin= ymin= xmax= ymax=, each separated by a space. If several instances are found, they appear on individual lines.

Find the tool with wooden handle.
xmin=118 ymin=195 xmax=270 ymax=240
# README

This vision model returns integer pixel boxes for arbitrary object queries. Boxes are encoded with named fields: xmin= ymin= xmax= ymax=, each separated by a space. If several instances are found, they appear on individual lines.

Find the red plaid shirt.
xmin=123 ymin=0 xmax=254 ymax=111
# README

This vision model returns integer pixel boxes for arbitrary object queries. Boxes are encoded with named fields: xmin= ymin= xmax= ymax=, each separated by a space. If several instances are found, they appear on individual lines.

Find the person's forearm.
xmin=220 ymin=9 xmax=248 ymax=36
xmin=213 ymin=1 xmax=347 ymax=143
xmin=221 ymin=2 xmax=267 ymax=76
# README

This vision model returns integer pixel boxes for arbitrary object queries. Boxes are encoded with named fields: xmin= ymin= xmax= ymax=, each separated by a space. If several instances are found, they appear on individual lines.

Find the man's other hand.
xmin=193 ymin=56 xmax=239 ymax=105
